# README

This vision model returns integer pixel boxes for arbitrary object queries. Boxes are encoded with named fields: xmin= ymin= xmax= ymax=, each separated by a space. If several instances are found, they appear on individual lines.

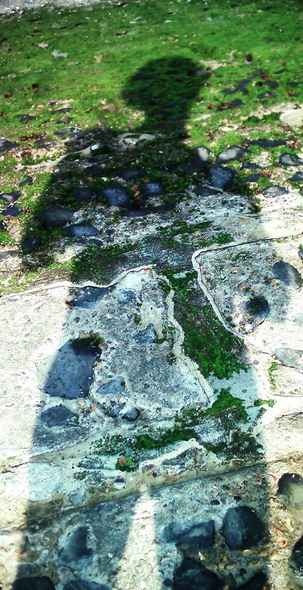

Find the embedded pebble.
xmin=279 ymin=152 xmax=303 ymax=167
xmin=73 ymin=187 xmax=95 ymax=202
xmin=40 ymin=405 xmax=79 ymax=428
xmin=59 ymin=526 xmax=92 ymax=563
xmin=287 ymin=171 xmax=303 ymax=182
xmin=139 ymin=181 xmax=164 ymax=198
xmin=216 ymin=145 xmax=247 ymax=164
xmin=38 ymin=205 xmax=75 ymax=228
xmin=262 ymin=185 xmax=288 ymax=198
xmin=163 ymin=519 xmax=215 ymax=547
xmin=70 ymin=286 xmax=111 ymax=308
xmin=21 ymin=236 xmax=42 ymax=252
xmin=222 ymin=506 xmax=265 ymax=550
xmin=0 ymin=137 xmax=19 ymax=151
xmin=208 ymin=165 xmax=235 ymax=190
xmin=173 ymin=557 xmax=224 ymax=590
xmin=64 ymin=222 xmax=99 ymax=238
xmin=272 ymin=260 xmax=302 ymax=287
xmin=12 ymin=578 xmax=55 ymax=590
xmin=117 ymin=168 xmax=147 ymax=180
xmin=99 ymin=185 xmax=132 ymax=208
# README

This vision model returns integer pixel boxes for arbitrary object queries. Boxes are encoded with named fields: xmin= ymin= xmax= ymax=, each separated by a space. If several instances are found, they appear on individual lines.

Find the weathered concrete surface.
xmin=1 ymin=140 xmax=303 ymax=589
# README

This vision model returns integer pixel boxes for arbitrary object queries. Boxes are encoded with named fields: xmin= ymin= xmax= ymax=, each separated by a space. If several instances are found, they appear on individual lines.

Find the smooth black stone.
xmin=279 ymin=152 xmax=303 ymax=167
xmin=262 ymin=185 xmax=288 ymax=198
xmin=70 ymin=286 xmax=111 ymax=308
xmin=194 ymin=186 xmax=221 ymax=196
xmin=12 ymin=578 xmax=56 ymax=590
xmin=222 ymin=506 xmax=265 ymax=550
xmin=241 ymin=162 xmax=262 ymax=170
xmin=58 ymin=117 xmax=72 ymax=124
xmin=0 ymin=138 xmax=19 ymax=151
xmin=134 ymin=323 xmax=157 ymax=344
xmin=246 ymin=174 xmax=260 ymax=182
xmin=274 ymin=348 xmax=303 ymax=370
xmin=60 ymin=526 xmax=92 ymax=563
xmin=164 ymin=520 xmax=215 ymax=548
xmin=73 ymin=187 xmax=95 ymax=203
xmin=277 ymin=473 xmax=303 ymax=506
xmin=117 ymin=168 xmax=147 ymax=180
xmin=208 ymin=165 xmax=235 ymax=190
xmin=97 ymin=377 xmax=126 ymax=396
xmin=64 ymin=581 xmax=110 ymax=590
xmin=220 ymin=98 xmax=244 ymax=109
xmin=1 ymin=204 xmax=21 ymax=216
xmin=290 ymin=536 xmax=303 ymax=584
xmin=99 ymin=185 xmax=132 ymax=208
xmin=257 ymin=91 xmax=276 ymax=99
xmin=299 ymin=249 xmax=303 ymax=262
xmin=54 ymin=127 xmax=81 ymax=137
xmin=21 ymin=236 xmax=42 ymax=252
xmin=15 ymin=114 xmax=37 ymax=122
xmin=250 ymin=138 xmax=286 ymax=148
xmin=122 ymin=407 xmax=140 ymax=421
xmin=193 ymin=145 xmax=211 ymax=163
xmin=0 ymin=191 xmax=20 ymax=205
xmin=65 ymin=222 xmax=99 ymax=238
xmin=173 ymin=558 xmax=224 ymax=590
xmin=273 ymin=260 xmax=302 ymax=287
xmin=265 ymin=80 xmax=279 ymax=89
xmin=236 ymin=572 xmax=267 ymax=590
xmin=51 ymin=107 xmax=72 ymax=114
xmin=287 ymin=171 xmax=303 ymax=182
xmin=19 ymin=176 xmax=33 ymax=186
xmin=84 ymin=164 xmax=104 ymax=178
xmin=40 ymin=405 xmax=78 ymax=428
xmin=216 ymin=145 xmax=247 ymax=164
xmin=34 ymin=139 xmax=57 ymax=149
xmin=121 ymin=203 xmax=176 ymax=217
xmin=139 ymin=182 xmax=164 ymax=198
xmin=38 ymin=339 xmax=100 ymax=399
xmin=38 ymin=205 xmax=75 ymax=228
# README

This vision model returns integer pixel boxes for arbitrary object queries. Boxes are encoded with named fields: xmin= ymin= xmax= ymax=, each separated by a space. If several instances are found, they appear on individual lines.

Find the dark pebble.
xmin=222 ymin=506 xmax=265 ymax=550
xmin=193 ymin=145 xmax=211 ymax=163
xmin=163 ymin=519 xmax=215 ymax=548
xmin=274 ymin=348 xmax=303 ymax=370
xmin=250 ymin=138 xmax=286 ymax=148
xmin=0 ymin=138 xmax=19 ymax=151
xmin=99 ymin=184 xmax=132 ymax=208
xmin=246 ymin=174 xmax=260 ymax=182
xmin=54 ymin=127 xmax=81 ymax=137
xmin=12 ymin=577 xmax=56 ymax=590
xmin=104 ymin=403 xmax=126 ymax=418
xmin=84 ymin=164 xmax=104 ymax=178
xmin=279 ymin=152 xmax=303 ymax=167
xmin=58 ymin=117 xmax=72 ymax=124
xmin=40 ymin=405 xmax=79 ymax=428
xmin=277 ymin=473 xmax=303 ymax=506
xmin=245 ymin=296 xmax=270 ymax=324
xmin=73 ymin=187 xmax=95 ymax=203
xmin=21 ymin=236 xmax=43 ymax=252
xmin=0 ymin=191 xmax=20 ymax=205
xmin=299 ymin=249 xmax=303 ymax=262
xmin=65 ymin=222 xmax=99 ymax=238
xmin=173 ymin=557 xmax=224 ymax=590
xmin=34 ymin=139 xmax=57 ymax=149
xmin=208 ymin=165 xmax=235 ymax=190
xmin=19 ymin=176 xmax=33 ymax=187
xmin=236 ymin=572 xmax=267 ymax=590
xmin=216 ymin=145 xmax=247 ymax=164
xmin=287 ymin=171 xmax=303 ymax=182
xmin=97 ymin=377 xmax=126 ymax=396
xmin=272 ymin=260 xmax=302 ymax=287
xmin=139 ymin=182 xmax=164 ymax=199
xmin=122 ymin=407 xmax=140 ymax=421
xmin=219 ymin=98 xmax=244 ymax=109
xmin=1 ymin=204 xmax=21 ymax=217
xmin=289 ymin=536 xmax=303 ymax=586
xmin=38 ymin=205 xmax=75 ymax=228
xmin=38 ymin=339 xmax=100 ymax=399
xmin=51 ymin=107 xmax=72 ymax=114
xmin=117 ymin=168 xmax=147 ymax=180
xmin=241 ymin=162 xmax=262 ymax=170
xmin=64 ymin=581 xmax=110 ymax=590
xmin=262 ymin=185 xmax=288 ymax=198
xmin=15 ymin=114 xmax=37 ymax=122
xmin=134 ymin=323 xmax=157 ymax=344
xmin=59 ymin=526 xmax=92 ymax=563
xmin=194 ymin=186 xmax=221 ymax=196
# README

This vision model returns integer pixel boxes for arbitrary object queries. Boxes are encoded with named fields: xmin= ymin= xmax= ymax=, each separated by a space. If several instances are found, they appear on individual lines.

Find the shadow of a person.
xmin=4 ymin=54 xmax=302 ymax=590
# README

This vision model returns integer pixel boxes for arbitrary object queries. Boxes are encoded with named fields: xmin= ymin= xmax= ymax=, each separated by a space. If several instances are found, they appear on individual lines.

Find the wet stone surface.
xmin=221 ymin=506 xmax=265 ymax=550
